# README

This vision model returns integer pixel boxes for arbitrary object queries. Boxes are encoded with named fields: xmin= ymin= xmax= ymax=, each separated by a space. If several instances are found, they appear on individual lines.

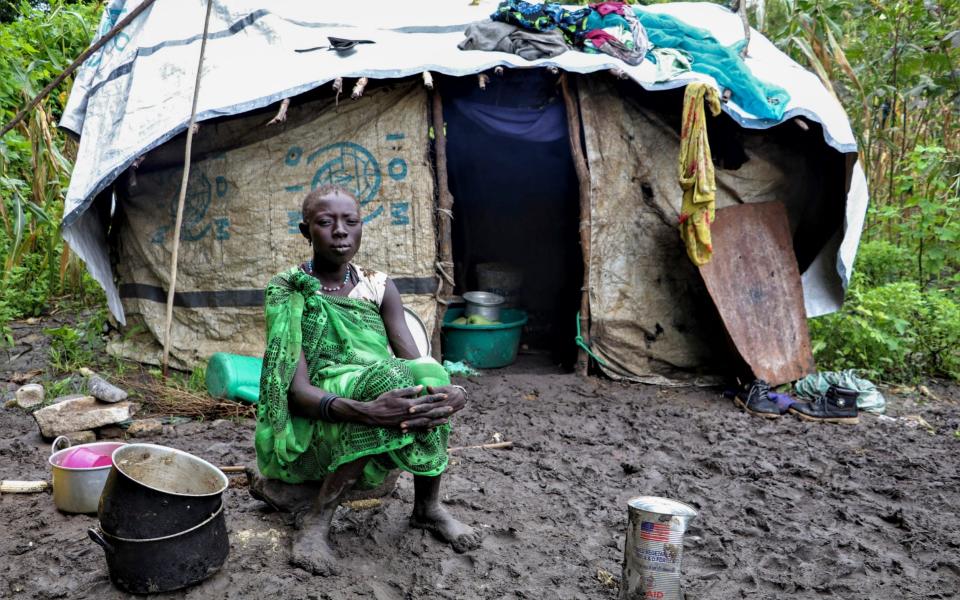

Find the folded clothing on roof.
xmin=582 ymin=6 xmax=649 ymax=65
xmin=634 ymin=8 xmax=790 ymax=121
xmin=481 ymin=0 xmax=791 ymax=120
xmin=648 ymin=47 xmax=692 ymax=82
xmin=459 ymin=20 xmax=569 ymax=60
xmin=491 ymin=0 xmax=591 ymax=45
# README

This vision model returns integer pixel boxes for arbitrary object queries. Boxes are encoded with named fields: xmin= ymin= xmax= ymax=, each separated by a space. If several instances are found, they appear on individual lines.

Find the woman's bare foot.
xmin=410 ymin=503 xmax=482 ymax=553
xmin=246 ymin=466 xmax=317 ymax=513
xmin=290 ymin=511 xmax=340 ymax=576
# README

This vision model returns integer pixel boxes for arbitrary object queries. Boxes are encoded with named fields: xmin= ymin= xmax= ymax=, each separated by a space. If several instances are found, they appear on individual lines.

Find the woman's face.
xmin=299 ymin=191 xmax=363 ymax=267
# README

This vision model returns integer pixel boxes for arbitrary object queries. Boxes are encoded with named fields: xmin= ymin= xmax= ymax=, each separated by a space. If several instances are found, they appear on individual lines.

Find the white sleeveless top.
xmin=311 ymin=264 xmax=388 ymax=308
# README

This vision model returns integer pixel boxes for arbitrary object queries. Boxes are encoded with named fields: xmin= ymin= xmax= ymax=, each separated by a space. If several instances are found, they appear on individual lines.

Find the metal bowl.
xmin=462 ymin=291 xmax=504 ymax=322
xmin=49 ymin=437 xmax=127 ymax=514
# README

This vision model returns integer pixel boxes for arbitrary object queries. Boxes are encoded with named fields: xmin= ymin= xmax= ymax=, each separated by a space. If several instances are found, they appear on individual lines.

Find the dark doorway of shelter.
xmin=442 ymin=71 xmax=582 ymax=369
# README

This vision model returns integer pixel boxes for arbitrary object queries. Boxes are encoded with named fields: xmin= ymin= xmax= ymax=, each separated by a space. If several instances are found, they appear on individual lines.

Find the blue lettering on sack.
xmin=390 ymin=202 xmax=410 ymax=226
xmin=288 ymin=210 xmax=302 ymax=234
xmin=387 ymin=158 xmax=408 ymax=181
xmin=214 ymin=218 xmax=230 ymax=240
xmin=285 ymin=146 xmax=303 ymax=166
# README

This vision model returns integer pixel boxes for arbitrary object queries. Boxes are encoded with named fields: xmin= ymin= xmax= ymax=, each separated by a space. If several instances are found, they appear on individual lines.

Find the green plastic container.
xmin=206 ymin=352 xmax=263 ymax=404
xmin=406 ymin=356 xmax=450 ymax=390
xmin=442 ymin=308 xmax=528 ymax=369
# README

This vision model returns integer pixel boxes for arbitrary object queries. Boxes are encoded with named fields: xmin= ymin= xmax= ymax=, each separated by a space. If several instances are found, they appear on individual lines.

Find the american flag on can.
xmin=640 ymin=521 xmax=671 ymax=542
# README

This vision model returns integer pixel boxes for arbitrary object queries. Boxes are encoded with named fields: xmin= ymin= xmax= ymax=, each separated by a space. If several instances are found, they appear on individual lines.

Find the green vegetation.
xmin=0 ymin=0 xmax=957 ymax=383
xmin=758 ymin=0 xmax=960 ymax=382
xmin=45 ymin=307 xmax=106 ymax=372
xmin=0 ymin=1 xmax=103 ymax=344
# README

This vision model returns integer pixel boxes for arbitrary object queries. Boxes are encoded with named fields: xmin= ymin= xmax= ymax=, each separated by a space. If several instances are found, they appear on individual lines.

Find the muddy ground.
xmin=1 ymin=317 xmax=959 ymax=599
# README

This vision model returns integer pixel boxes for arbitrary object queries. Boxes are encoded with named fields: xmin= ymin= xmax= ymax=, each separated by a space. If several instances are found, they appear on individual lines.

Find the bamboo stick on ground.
xmin=1 ymin=481 xmax=49 ymax=494
xmin=448 ymin=441 xmax=513 ymax=453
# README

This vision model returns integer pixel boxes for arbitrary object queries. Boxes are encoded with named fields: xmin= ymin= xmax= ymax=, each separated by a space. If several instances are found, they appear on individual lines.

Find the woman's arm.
xmin=379 ymin=279 xmax=469 ymax=420
xmin=288 ymin=352 xmax=454 ymax=432
xmin=379 ymin=278 xmax=421 ymax=360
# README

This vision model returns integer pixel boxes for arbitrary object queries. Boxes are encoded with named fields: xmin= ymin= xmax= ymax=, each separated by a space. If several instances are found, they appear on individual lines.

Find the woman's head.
xmin=299 ymin=185 xmax=362 ymax=267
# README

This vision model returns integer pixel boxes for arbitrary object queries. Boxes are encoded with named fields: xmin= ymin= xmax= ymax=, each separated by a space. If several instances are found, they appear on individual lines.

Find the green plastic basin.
xmin=442 ymin=308 xmax=527 ymax=369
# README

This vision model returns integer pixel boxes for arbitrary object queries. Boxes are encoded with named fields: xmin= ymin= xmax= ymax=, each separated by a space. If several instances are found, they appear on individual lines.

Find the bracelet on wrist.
xmin=318 ymin=393 xmax=339 ymax=422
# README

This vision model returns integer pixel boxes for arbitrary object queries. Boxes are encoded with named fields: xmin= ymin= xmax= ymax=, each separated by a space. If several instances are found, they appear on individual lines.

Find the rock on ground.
xmin=14 ymin=384 xmax=44 ymax=409
xmin=32 ymin=396 xmax=137 ymax=439
xmin=126 ymin=418 xmax=163 ymax=438
xmin=86 ymin=375 xmax=128 ymax=404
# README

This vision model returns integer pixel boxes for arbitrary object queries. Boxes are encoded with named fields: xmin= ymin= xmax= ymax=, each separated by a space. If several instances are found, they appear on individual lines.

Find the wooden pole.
xmin=560 ymin=74 xmax=593 ymax=376
xmin=430 ymin=86 xmax=455 ymax=361
xmin=161 ymin=0 xmax=215 ymax=377
xmin=0 ymin=0 xmax=159 ymax=140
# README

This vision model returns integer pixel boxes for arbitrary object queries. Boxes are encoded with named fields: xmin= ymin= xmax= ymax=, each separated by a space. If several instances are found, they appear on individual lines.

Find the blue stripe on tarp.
xmin=84 ymin=10 xmax=473 ymax=99
xmin=119 ymin=276 xmax=437 ymax=307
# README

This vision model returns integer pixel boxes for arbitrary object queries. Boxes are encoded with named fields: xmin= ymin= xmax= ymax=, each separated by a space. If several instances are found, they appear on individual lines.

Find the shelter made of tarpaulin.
xmin=59 ymin=0 xmax=868 ymax=382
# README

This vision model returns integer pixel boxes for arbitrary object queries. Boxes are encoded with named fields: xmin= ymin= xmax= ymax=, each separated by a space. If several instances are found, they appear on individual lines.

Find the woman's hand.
xmin=339 ymin=386 xmax=453 ymax=433
xmin=426 ymin=385 xmax=467 ymax=416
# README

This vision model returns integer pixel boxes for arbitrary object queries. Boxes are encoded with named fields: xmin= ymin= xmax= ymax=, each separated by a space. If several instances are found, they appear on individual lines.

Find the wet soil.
xmin=1 ymin=320 xmax=959 ymax=599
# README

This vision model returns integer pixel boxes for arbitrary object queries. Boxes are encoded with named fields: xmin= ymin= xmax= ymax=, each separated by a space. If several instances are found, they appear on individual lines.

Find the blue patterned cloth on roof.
xmin=491 ymin=0 xmax=590 ymax=45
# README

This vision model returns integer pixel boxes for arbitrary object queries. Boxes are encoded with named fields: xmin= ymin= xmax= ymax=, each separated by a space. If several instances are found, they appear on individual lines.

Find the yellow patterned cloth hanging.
xmin=678 ymin=82 xmax=721 ymax=266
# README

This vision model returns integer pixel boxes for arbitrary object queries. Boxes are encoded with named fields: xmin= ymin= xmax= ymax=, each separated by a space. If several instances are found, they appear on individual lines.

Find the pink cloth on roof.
xmin=584 ymin=29 xmax=619 ymax=48
xmin=590 ymin=2 xmax=628 ymax=16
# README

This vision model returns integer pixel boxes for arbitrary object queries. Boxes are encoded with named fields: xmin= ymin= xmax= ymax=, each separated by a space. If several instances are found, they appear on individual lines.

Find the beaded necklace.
xmin=307 ymin=261 xmax=352 ymax=292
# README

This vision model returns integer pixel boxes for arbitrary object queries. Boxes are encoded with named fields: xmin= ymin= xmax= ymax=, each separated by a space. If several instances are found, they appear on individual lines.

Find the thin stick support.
xmin=430 ymin=86 xmax=455 ymax=361
xmin=560 ymin=74 xmax=593 ymax=376
xmin=161 ymin=0 xmax=215 ymax=376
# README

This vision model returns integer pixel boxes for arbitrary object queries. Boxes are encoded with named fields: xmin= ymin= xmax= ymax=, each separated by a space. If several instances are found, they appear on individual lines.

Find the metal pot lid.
xmin=462 ymin=291 xmax=504 ymax=306
xmin=627 ymin=496 xmax=698 ymax=517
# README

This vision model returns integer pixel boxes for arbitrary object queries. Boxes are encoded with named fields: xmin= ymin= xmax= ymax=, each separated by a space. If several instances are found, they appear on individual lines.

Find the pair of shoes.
xmin=734 ymin=379 xmax=780 ymax=418
xmin=789 ymin=385 xmax=859 ymax=424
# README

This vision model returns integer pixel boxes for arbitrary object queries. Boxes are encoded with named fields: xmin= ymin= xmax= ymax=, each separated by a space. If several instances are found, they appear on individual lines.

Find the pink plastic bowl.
xmin=60 ymin=446 xmax=113 ymax=469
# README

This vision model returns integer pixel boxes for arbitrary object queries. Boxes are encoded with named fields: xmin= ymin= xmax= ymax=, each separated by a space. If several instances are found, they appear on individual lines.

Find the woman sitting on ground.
xmin=252 ymin=184 xmax=480 ymax=576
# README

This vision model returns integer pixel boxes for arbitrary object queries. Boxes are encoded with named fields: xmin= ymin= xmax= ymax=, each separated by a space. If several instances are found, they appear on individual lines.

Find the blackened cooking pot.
xmin=89 ymin=502 xmax=229 ymax=594
xmin=99 ymin=443 xmax=228 ymax=539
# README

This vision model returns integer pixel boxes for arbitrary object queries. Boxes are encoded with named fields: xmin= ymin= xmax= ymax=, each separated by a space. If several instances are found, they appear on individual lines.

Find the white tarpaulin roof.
xmin=61 ymin=0 xmax=867 ymax=323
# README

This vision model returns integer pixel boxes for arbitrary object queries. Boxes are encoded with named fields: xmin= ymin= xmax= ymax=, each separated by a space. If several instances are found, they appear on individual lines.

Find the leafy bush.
xmin=852 ymin=240 xmax=914 ymax=288
xmin=810 ymin=281 xmax=960 ymax=382
xmin=0 ymin=1 xmax=102 ymax=335
xmin=45 ymin=307 xmax=106 ymax=372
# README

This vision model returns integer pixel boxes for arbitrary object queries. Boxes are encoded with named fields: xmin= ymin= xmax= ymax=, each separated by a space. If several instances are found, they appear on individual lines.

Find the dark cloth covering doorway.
xmin=442 ymin=71 xmax=582 ymax=367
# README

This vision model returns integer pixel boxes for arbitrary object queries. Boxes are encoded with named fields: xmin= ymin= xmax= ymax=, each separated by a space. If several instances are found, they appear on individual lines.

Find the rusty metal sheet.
xmin=698 ymin=201 xmax=815 ymax=385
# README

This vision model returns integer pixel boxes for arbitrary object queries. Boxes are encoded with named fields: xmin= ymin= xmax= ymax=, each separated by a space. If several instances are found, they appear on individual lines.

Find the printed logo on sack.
xmin=309 ymin=142 xmax=382 ymax=211
xmin=152 ymin=172 xmax=230 ymax=244
xmin=282 ymin=134 xmax=411 ymax=229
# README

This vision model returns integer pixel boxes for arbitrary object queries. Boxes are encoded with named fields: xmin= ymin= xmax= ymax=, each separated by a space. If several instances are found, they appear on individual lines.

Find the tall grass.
xmin=0 ymin=1 xmax=103 ymax=340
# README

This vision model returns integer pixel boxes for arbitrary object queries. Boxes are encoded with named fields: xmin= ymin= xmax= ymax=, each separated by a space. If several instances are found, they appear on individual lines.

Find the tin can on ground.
xmin=621 ymin=496 xmax=698 ymax=600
